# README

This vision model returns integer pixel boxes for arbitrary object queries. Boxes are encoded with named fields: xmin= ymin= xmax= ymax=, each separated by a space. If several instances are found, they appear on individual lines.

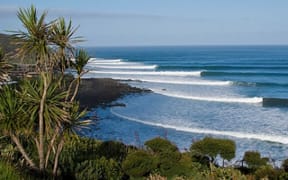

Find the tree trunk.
xmin=39 ymin=72 xmax=48 ymax=171
xmin=45 ymin=127 xmax=60 ymax=168
xmin=65 ymin=78 xmax=77 ymax=101
xmin=10 ymin=133 xmax=36 ymax=169
xmin=70 ymin=77 xmax=80 ymax=102
xmin=53 ymin=135 xmax=65 ymax=176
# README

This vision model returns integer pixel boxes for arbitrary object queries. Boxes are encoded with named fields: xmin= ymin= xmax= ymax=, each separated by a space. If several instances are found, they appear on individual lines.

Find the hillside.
xmin=0 ymin=33 xmax=15 ymax=54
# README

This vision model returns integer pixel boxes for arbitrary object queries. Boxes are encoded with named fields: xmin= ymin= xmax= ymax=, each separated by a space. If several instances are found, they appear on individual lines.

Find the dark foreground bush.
xmin=0 ymin=161 xmax=21 ymax=180
xmin=75 ymin=157 xmax=123 ymax=180
xmin=243 ymin=151 xmax=268 ymax=170
xmin=96 ymin=141 xmax=128 ymax=163
xmin=122 ymin=151 xmax=157 ymax=177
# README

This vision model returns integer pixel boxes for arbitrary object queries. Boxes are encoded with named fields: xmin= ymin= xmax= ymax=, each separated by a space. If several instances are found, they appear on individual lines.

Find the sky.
xmin=1 ymin=0 xmax=288 ymax=46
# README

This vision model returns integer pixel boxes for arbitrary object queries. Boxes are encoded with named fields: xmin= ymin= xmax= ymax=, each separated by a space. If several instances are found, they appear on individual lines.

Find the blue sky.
xmin=1 ymin=0 xmax=288 ymax=46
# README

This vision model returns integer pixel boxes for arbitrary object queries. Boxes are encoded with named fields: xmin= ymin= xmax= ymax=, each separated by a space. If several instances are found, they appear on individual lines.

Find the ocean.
xmin=81 ymin=46 xmax=288 ymax=164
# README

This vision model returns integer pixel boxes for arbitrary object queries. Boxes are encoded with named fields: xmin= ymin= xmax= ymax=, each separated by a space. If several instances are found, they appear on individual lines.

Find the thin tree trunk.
xmin=10 ymin=133 xmax=36 ymax=168
xmin=45 ymin=127 xmax=60 ymax=168
xmin=39 ymin=72 xmax=48 ymax=171
xmin=70 ymin=77 xmax=80 ymax=102
xmin=65 ymin=78 xmax=77 ymax=101
xmin=53 ymin=135 xmax=65 ymax=176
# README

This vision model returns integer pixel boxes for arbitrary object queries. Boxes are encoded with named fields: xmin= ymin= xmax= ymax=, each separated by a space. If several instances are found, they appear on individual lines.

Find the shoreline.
xmin=77 ymin=78 xmax=150 ymax=109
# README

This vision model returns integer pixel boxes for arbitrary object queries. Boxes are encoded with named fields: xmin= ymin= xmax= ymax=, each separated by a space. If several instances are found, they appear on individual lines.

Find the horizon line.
xmin=81 ymin=44 xmax=288 ymax=48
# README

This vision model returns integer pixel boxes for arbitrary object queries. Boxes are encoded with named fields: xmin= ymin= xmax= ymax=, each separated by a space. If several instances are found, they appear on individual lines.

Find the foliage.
xmin=0 ymin=5 xmax=90 ymax=176
xmin=74 ymin=157 xmax=123 ymax=180
xmin=200 ymin=163 xmax=247 ymax=180
xmin=96 ymin=141 xmax=128 ymax=163
xmin=190 ymin=137 xmax=236 ymax=165
xmin=145 ymin=137 xmax=181 ymax=173
xmin=254 ymin=165 xmax=280 ymax=180
xmin=145 ymin=137 xmax=179 ymax=154
xmin=0 ymin=160 xmax=22 ymax=180
xmin=243 ymin=151 xmax=268 ymax=170
xmin=122 ymin=150 xmax=157 ymax=177
xmin=282 ymin=158 xmax=288 ymax=172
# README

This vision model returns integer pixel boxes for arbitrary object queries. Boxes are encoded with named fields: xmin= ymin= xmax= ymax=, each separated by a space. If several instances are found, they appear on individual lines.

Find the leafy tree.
xmin=145 ymin=137 xmax=181 ymax=172
xmin=190 ymin=137 xmax=236 ymax=166
xmin=243 ymin=151 xmax=268 ymax=170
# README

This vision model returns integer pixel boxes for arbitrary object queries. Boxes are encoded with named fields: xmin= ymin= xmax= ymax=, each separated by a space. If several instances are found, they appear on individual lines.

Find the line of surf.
xmin=152 ymin=89 xmax=263 ymax=104
xmin=115 ymin=77 xmax=231 ymax=86
xmin=92 ymin=65 xmax=158 ymax=70
xmin=89 ymin=70 xmax=202 ymax=77
xmin=111 ymin=109 xmax=288 ymax=144
xmin=88 ymin=58 xmax=122 ymax=63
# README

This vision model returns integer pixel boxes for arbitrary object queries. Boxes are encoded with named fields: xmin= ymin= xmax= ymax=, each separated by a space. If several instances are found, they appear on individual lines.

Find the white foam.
xmin=152 ymin=89 xmax=263 ymax=103
xmin=87 ymin=61 xmax=139 ymax=65
xmin=93 ymin=65 xmax=158 ymax=70
xmin=138 ymin=79 xmax=231 ymax=86
xmin=89 ymin=70 xmax=202 ymax=77
xmin=88 ymin=58 xmax=122 ymax=63
xmin=111 ymin=109 xmax=288 ymax=144
xmin=113 ymin=77 xmax=231 ymax=86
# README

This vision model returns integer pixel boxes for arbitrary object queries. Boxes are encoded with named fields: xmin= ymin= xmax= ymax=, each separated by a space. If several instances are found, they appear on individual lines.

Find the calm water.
xmin=80 ymin=46 xmax=288 ymax=164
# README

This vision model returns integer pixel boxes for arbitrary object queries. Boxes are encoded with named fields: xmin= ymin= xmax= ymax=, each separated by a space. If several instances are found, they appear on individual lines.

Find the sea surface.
xmin=80 ymin=46 xmax=288 ymax=165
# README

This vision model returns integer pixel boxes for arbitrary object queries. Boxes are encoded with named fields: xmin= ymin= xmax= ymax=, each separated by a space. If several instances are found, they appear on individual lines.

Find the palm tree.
xmin=50 ymin=17 xmax=83 ymax=73
xmin=0 ymin=85 xmax=36 ymax=168
xmin=67 ymin=49 xmax=90 ymax=102
xmin=13 ymin=5 xmax=53 ymax=71
xmin=9 ymin=5 xmax=89 ymax=174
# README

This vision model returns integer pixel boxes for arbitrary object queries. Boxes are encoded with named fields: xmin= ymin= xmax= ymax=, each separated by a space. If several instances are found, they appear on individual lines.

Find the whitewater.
xmin=81 ymin=46 xmax=288 ymax=162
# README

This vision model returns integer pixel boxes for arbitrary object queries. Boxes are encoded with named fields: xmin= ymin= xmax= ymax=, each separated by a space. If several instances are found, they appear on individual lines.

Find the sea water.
xmin=80 ymin=46 xmax=288 ymax=165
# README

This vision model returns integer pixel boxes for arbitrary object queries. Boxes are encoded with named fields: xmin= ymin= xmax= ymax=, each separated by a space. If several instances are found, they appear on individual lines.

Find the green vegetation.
xmin=1 ymin=5 xmax=288 ymax=180
xmin=190 ymin=137 xmax=236 ymax=166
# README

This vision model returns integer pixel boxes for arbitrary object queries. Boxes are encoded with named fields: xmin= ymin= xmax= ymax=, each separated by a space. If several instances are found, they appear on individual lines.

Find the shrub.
xmin=254 ymin=165 xmax=280 ymax=180
xmin=282 ymin=159 xmax=288 ymax=172
xmin=0 ymin=161 xmax=21 ymax=180
xmin=122 ymin=151 xmax=157 ymax=177
xmin=243 ymin=151 xmax=268 ymax=170
xmin=190 ymin=137 xmax=236 ymax=165
xmin=75 ymin=157 xmax=123 ymax=180
xmin=201 ymin=164 xmax=247 ymax=180
xmin=145 ymin=137 xmax=178 ymax=153
xmin=145 ymin=137 xmax=181 ymax=171
xmin=96 ymin=141 xmax=128 ymax=163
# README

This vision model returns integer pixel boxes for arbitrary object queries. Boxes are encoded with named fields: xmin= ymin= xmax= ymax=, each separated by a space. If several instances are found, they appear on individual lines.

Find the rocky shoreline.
xmin=77 ymin=78 xmax=150 ymax=109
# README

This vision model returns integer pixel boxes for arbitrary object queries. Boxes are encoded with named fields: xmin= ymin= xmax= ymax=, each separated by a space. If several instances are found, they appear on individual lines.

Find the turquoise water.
xmin=81 ymin=46 xmax=288 ymax=164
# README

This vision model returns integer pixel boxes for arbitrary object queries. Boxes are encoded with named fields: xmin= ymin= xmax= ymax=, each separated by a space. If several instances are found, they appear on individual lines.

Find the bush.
xmin=0 ymin=161 xmax=21 ymax=180
xmin=282 ymin=159 xmax=288 ymax=172
xmin=201 ymin=164 xmax=247 ymax=180
xmin=145 ymin=137 xmax=181 ymax=172
xmin=96 ymin=141 xmax=128 ymax=163
xmin=243 ymin=151 xmax=268 ymax=170
xmin=254 ymin=165 xmax=280 ymax=180
xmin=122 ymin=151 xmax=157 ymax=177
xmin=145 ymin=137 xmax=178 ymax=153
xmin=190 ymin=137 xmax=236 ymax=165
xmin=75 ymin=157 xmax=123 ymax=180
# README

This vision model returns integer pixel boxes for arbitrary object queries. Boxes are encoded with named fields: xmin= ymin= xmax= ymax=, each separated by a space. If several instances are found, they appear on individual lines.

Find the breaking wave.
xmin=111 ymin=109 xmax=288 ymax=144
